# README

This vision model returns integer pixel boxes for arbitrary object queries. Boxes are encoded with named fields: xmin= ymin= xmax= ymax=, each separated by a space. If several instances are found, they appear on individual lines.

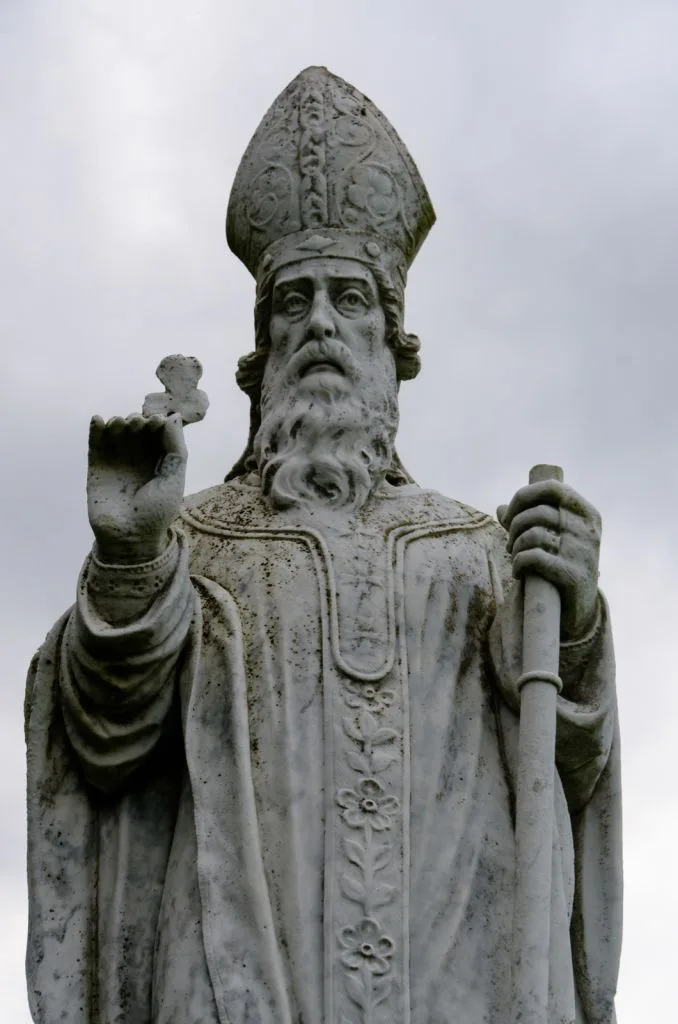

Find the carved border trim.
xmin=180 ymin=511 xmax=492 ymax=685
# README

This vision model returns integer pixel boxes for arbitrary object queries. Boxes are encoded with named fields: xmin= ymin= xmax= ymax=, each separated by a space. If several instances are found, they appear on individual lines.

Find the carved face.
xmin=253 ymin=257 xmax=400 ymax=510
xmin=260 ymin=257 xmax=394 ymax=413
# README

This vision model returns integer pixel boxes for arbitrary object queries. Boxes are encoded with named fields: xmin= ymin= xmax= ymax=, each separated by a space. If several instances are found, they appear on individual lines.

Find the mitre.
xmin=226 ymin=66 xmax=436 ymax=288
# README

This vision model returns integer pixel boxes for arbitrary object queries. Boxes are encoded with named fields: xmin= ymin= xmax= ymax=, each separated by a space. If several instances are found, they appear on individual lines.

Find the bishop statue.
xmin=25 ymin=67 xmax=622 ymax=1024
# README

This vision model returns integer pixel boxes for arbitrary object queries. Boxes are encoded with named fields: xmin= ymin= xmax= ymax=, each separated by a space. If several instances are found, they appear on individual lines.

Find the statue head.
xmin=225 ymin=67 xmax=435 ymax=505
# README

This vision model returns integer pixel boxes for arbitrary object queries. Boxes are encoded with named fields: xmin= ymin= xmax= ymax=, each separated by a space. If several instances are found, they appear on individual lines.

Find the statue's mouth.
xmin=301 ymin=359 xmax=345 ymax=377
xmin=289 ymin=340 xmax=355 ymax=382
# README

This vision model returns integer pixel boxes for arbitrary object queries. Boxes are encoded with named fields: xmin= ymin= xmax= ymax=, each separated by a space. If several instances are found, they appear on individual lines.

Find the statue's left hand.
xmin=497 ymin=481 xmax=601 ymax=642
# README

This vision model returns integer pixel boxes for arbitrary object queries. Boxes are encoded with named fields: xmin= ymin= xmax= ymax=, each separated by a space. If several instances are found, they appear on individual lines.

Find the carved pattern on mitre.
xmin=226 ymin=66 xmax=435 ymax=283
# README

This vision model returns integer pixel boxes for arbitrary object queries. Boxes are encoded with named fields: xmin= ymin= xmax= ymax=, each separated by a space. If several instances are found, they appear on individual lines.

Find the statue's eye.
xmin=281 ymin=291 xmax=309 ymax=317
xmin=336 ymin=288 xmax=369 ymax=316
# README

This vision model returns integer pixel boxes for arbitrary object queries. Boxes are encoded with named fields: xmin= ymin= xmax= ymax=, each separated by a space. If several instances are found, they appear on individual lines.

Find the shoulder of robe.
xmin=177 ymin=477 xmax=271 ymax=539
xmin=174 ymin=478 xmax=505 ymax=549
xmin=378 ymin=482 xmax=500 ymax=534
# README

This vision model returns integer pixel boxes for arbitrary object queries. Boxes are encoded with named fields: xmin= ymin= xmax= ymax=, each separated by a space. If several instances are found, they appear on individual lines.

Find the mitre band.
xmin=255 ymin=228 xmax=408 ymax=292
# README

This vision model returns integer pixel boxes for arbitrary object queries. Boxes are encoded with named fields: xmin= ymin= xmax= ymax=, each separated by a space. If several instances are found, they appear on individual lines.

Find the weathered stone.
xmin=25 ymin=66 xmax=622 ymax=1024
xmin=142 ymin=353 xmax=209 ymax=425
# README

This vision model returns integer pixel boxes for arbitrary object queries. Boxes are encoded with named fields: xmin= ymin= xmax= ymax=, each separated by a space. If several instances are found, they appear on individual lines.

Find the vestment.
xmin=25 ymin=477 xmax=621 ymax=1023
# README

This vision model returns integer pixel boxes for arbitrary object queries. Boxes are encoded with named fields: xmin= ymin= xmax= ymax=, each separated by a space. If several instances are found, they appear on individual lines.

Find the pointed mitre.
xmin=226 ymin=66 xmax=435 ymax=287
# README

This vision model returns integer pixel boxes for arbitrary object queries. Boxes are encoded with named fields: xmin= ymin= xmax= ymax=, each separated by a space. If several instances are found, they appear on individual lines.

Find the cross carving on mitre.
xmin=142 ymin=354 xmax=209 ymax=425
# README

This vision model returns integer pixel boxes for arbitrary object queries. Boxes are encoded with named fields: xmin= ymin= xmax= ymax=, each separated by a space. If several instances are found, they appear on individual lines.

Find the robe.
xmin=25 ymin=477 xmax=622 ymax=1024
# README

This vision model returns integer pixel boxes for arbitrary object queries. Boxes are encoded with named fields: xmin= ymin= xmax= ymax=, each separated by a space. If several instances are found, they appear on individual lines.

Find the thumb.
xmin=163 ymin=412 xmax=188 ymax=461
xmin=157 ymin=453 xmax=186 ymax=482
xmin=496 ymin=504 xmax=509 ymax=529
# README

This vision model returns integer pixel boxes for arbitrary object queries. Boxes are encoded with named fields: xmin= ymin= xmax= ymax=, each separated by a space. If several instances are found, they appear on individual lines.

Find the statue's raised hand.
xmin=87 ymin=412 xmax=187 ymax=564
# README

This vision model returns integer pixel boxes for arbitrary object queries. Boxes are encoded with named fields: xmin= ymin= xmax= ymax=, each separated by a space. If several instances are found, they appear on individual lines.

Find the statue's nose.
xmin=305 ymin=292 xmax=335 ymax=340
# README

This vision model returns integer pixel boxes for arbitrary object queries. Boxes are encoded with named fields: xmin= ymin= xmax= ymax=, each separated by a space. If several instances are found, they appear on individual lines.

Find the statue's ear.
xmin=236 ymin=349 xmax=268 ymax=397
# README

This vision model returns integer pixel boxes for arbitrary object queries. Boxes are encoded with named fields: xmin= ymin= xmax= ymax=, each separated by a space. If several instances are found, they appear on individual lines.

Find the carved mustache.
xmin=285 ymin=339 xmax=359 ymax=383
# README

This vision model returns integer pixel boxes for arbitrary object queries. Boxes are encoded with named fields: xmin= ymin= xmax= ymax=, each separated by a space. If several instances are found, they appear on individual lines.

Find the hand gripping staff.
xmin=512 ymin=464 xmax=564 ymax=1024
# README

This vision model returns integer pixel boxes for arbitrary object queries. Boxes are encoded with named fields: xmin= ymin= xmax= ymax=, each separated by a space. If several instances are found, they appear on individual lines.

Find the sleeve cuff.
xmin=85 ymin=531 xmax=181 ymax=624
xmin=560 ymin=594 xmax=603 ymax=650
xmin=559 ymin=593 xmax=607 ymax=706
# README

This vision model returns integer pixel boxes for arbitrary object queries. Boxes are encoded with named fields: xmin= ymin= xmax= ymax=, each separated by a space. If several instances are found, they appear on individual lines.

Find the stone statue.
xmin=25 ymin=67 xmax=622 ymax=1024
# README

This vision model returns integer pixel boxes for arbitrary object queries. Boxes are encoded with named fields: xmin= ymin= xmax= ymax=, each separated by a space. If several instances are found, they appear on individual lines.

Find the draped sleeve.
xmin=60 ymin=528 xmax=196 ymax=793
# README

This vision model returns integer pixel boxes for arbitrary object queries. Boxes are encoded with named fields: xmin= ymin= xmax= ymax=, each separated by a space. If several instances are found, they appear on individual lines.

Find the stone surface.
xmin=25 ymin=67 xmax=622 ymax=1024
xmin=142 ymin=353 xmax=209 ymax=424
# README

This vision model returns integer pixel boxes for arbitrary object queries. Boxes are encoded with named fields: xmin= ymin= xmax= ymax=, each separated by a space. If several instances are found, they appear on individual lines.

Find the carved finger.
xmin=105 ymin=416 xmax=127 ymax=438
xmin=504 ymin=481 xmax=590 ymax=526
xmin=88 ymin=416 xmax=106 ymax=452
xmin=559 ymin=504 xmax=602 ymax=547
xmin=124 ymin=413 xmax=148 ymax=434
xmin=163 ymin=412 xmax=188 ymax=460
xmin=507 ymin=505 xmax=560 ymax=551
xmin=143 ymin=413 xmax=167 ymax=432
xmin=511 ymin=525 xmax=560 ymax=558
xmin=511 ymin=548 xmax=577 ymax=589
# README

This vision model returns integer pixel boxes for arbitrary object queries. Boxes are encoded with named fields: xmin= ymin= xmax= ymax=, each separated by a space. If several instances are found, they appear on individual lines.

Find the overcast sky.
xmin=2 ymin=1 xmax=677 ymax=1020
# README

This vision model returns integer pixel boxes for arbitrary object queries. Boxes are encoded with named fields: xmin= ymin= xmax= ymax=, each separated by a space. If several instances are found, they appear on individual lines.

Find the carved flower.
xmin=346 ymin=166 xmax=398 ymax=221
xmin=344 ymin=684 xmax=395 ymax=714
xmin=337 ymin=778 xmax=399 ymax=831
xmin=334 ymin=112 xmax=372 ymax=147
xmin=248 ymin=166 xmax=292 ymax=228
xmin=339 ymin=917 xmax=394 ymax=975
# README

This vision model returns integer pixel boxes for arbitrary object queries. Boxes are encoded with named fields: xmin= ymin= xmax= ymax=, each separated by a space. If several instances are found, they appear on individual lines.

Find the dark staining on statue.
xmin=25 ymin=66 xmax=621 ymax=1024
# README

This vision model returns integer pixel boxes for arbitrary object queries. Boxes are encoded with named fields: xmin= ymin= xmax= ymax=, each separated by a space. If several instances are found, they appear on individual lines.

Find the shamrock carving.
xmin=142 ymin=354 xmax=209 ymax=425
xmin=345 ymin=166 xmax=399 ymax=222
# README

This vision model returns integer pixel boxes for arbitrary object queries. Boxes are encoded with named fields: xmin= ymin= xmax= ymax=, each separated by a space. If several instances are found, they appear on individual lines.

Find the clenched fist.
xmin=87 ymin=412 xmax=187 ymax=564
xmin=498 ymin=479 xmax=601 ymax=642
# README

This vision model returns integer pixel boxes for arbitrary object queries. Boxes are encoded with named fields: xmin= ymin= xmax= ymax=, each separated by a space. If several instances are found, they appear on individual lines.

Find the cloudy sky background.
xmin=2 ymin=1 xmax=677 ymax=1019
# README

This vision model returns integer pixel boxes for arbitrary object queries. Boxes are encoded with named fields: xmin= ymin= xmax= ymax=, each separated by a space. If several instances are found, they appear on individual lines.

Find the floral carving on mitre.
xmin=342 ymin=164 xmax=401 ymax=227
xmin=334 ymin=113 xmax=373 ymax=148
xmin=226 ymin=67 xmax=435 ymax=282
xmin=247 ymin=164 xmax=296 ymax=230
xmin=337 ymin=778 xmax=400 ymax=831
xmin=339 ymin=917 xmax=395 ymax=975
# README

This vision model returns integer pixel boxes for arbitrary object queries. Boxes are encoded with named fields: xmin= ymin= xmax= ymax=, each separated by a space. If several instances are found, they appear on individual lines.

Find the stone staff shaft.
xmin=512 ymin=463 xmax=564 ymax=1024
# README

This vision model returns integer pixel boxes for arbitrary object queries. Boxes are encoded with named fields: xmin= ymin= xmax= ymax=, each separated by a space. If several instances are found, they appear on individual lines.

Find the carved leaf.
xmin=371 ymin=883 xmax=397 ymax=909
xmin=359 ymin=710 xmax=379 ymax=738
xmin=373 ymin=977 xmax=393 ymax=1007
xmin=345 ymin=972 xmax=367 ymax=1009
xmin=343 ymin=837 xmax=366 ymax=870
xmin=372 ymin=842 xmax=393 ymax=873
xmin=343 ymin=716 xmax=363 ymax=744
xmin=346 ymin=749 xmax=370 ymax=774
xmin=370 ymin=727 xmax=400 ymax=747
xmin=341 ymin=873 xmax=367 ymax=903
xmin=370 ymin=748 xmax=399 ymax=774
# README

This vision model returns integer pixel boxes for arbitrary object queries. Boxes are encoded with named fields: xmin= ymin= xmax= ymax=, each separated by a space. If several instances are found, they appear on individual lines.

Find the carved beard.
xmin=254 ymin=340 xmax=399 ymax=512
